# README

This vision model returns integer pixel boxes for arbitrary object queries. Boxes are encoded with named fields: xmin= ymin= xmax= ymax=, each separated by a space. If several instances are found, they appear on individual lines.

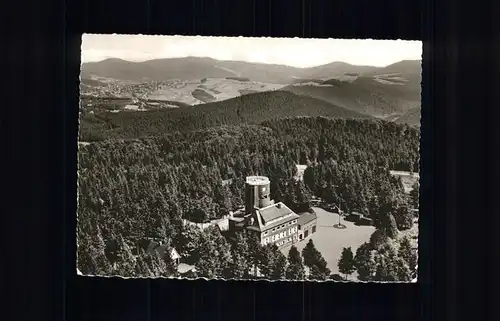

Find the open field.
xmin=147 ymin=77 xmax=286 ymax=105
xmin=373 ymin=73 xmax=410 ymax=85
xmin=81 ymin=76 xmax=287 ymax=106
xmin=281 ymin=207 xmax=375 ymax=276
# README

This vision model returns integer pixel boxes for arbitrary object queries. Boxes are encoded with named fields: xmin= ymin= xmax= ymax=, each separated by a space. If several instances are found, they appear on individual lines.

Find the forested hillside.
xmin=78 ymin=117 xmax=419 ymax=278
xmin=79 ymin=91 xmax=371 ymax=141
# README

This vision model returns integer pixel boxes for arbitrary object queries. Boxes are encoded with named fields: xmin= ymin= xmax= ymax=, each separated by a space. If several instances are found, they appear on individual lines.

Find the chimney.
xmin=276 ymin=203 xmax=282 ymax=209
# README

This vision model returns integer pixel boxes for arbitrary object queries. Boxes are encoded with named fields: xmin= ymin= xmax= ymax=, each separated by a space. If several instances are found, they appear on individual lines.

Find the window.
xmin=263 ymin=231 xmax=268 ymax=235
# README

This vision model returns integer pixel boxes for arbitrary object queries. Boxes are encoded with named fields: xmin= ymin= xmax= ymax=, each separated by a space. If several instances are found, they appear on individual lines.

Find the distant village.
xmin=80 ymin=77 xmax=167 ymax=100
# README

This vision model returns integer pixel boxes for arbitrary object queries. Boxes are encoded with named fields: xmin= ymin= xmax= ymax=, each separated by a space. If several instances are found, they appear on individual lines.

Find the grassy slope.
xmin=284 ymin=76 xmax=421 ymax=118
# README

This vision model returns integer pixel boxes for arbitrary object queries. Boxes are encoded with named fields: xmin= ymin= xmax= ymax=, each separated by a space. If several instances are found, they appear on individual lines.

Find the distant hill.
xmin=81 ymin=57 xmax=382 ymax=84
xmin=298 ymin=61 xmax=381 ymax=80
xmin=363 ymin=60 xmax=421 ymax=78
xmin=79 ymin=90 xmax=372 ymax=141
xmin=283 ymin=60 xmax=422 ymax=120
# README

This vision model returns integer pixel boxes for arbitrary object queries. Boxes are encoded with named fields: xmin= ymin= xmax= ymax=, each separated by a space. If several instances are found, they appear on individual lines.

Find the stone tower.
xmin=245 ymin=176 xmax=272 ymax=214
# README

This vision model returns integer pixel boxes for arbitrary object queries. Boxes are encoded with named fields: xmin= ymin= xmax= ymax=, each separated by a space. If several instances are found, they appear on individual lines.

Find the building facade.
xmin=297 ymin=211 xmax=317 ymax=241
xmin=229 ymin=176 xmax=300 ymax=248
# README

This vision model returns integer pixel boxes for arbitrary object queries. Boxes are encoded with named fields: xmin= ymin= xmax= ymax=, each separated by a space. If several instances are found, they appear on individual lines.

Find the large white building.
xmin=228 ymin=176 xmax=300 ymax=247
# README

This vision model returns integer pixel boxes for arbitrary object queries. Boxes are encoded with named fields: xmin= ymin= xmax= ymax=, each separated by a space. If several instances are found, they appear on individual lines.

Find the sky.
xmin=81 ymin=34 xmax=422 ymax=68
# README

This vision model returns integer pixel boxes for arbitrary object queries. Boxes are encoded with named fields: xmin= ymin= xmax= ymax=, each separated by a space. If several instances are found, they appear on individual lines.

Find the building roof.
xmin=146 ymin=241 xmax=180 ymax=261
xmin=261 ymin=214 xmax=299 ymax=231
xmin=177 ymin=263 xmax=196 ymax=274
xmin=215 ymin=218 xmax=229 ymax=231
xmin=298 ymin=211 xmax=317 ymax=226
xmin=246 ymin=176 xmax=270 ymax=186
xmin=259 ymin=202 xmax=293 ymax=224
xmin=257 ymin=202 xmax=299 ymax=231
xmin=231 ymin=202 xmax=299 ymax=233
xmin=146 ymin=241 xmax=161 ymax=254
xmin=170 ymin=248 xmax=180 ymax=261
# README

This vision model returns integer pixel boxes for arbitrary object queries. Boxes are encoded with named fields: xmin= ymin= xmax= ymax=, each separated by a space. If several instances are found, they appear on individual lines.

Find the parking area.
xmin=281 ymin=207 xmax=375 ymax=276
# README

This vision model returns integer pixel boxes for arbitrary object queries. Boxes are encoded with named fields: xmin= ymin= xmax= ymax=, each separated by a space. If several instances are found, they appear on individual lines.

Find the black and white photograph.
xmin=77 ymin=34 xmax=422 ymax=282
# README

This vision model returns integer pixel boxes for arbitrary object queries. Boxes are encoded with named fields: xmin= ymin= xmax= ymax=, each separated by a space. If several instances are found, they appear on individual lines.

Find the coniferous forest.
xmin=78 ymin=110 xmax=420 ymax=280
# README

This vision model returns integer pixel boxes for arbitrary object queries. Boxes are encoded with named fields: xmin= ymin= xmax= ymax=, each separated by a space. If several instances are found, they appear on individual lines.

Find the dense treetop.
xmin=77 ymin=103 xmax=420 ymax=279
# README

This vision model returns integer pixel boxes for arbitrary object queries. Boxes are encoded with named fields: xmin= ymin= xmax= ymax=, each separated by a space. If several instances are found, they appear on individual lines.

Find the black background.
xmin=4 ymin=0 xmax=496 ymax=320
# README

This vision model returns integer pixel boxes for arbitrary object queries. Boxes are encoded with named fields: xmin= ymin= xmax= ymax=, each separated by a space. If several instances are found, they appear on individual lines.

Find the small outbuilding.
xmin=297 ymin=211 xmax=318 ymax=241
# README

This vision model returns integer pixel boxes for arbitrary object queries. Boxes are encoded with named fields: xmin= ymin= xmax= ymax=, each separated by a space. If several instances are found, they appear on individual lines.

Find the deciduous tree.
xmin=373 ymin=244 xmax=411 ymax=282
xmin=228 ymin=232 xmax=251 ymax=279
xmin=398 ymin=236 xmax=417 ymax=277
xmin=196 ymin=226 xmax=231 ymax=278
xmin=260 ymin=244 xmax=287 ymax=280
xmin=354 ymin=242 xmax=376 ymax=281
